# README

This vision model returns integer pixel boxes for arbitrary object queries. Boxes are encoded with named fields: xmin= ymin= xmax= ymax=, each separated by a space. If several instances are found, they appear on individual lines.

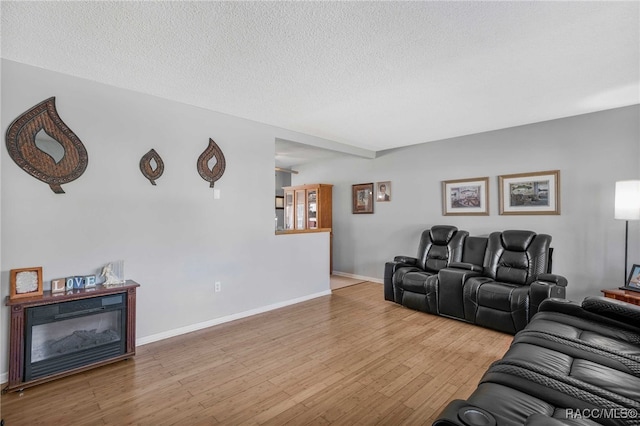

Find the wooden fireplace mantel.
xmin=4 ymin=280 xmax=140 ymax=392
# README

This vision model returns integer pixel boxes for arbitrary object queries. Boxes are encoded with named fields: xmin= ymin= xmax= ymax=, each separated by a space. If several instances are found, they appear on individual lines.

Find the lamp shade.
xmin=615 ymin=180 xmax=640 ymax=220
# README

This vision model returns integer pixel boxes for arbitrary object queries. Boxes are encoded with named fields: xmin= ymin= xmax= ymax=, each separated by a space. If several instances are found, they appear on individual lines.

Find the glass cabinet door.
xmin=284 ymin=191 xmax=294 ymax=230
xmin=307 ymin=190 xmax=317 ymax=229
xmin=295 ymin=189 xmax=306 ymax=229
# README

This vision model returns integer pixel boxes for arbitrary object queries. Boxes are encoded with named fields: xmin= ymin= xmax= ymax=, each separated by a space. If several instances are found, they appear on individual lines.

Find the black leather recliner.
xmin=463 ymin=230 xmax=556 ymax=334
xmin=434 ymin=297 xmax=640 ymax=426
xmin=384 ymin=226 xmax=567 ymax=334
xmin=384 ymin=225 xmax=467 ymax=314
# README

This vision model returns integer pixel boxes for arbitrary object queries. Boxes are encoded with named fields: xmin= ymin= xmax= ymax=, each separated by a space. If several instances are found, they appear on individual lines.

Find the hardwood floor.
xmin=329 ymin=274 xmax=367 ymax=290
xmin=1 ymin=282 xmax=513 ymax=425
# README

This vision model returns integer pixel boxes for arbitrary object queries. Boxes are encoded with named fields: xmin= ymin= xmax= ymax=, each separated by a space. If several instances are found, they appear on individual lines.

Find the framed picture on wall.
xmin=442 ymin=177 xmax=489 ymax=216
xmin=376 ymin=181 xmax=391 ymax=202
xmin=352 ymin=183 xmax=374 ymax=214
xmin=275 ymin=196 xmax=284 ymax=209
xmin=498 ymin=170 xmax=560 ymax=215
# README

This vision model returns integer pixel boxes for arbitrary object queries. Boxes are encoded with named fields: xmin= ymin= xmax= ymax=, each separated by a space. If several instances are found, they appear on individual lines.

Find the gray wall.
xmin=1 ymin=60 xmax=330 ymax=379
xmin=293 ymin=105 xmax=640 ymax=303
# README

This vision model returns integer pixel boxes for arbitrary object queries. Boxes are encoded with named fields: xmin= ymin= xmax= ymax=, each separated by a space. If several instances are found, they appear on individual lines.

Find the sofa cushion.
xmin=466 ymin=383 xmax=556 ymax=424
xmin=501 ymin=341 xmax=640 ymax=400
xmin=527 ymin=311 xmax=640 ymax=346
xmin=495 ymin=251 xmax=530 ymax=284
xmin=423 ymin=244 xmax=449 ymax=272
xmin=477 ymin=282 xmax=527 ymax=312
xmin=484 ymin=231 xmax=551 ymax=285
xmin=395 ymin=270 xmax=431 ymax=294
xmin=434 ymin=298 xmax=640 ymax=426
xmin=415 ymin=225 xmax=467 ymax=272
xmin=570 ymin=358 xmax=640 ymax=401
xmin=501 ymin=230 xmax=536 ymax=251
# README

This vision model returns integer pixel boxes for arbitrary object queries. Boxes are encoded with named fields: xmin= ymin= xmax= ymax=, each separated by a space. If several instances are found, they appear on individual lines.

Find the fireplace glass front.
xmin=25 ymin=294 xmax=126 ymax=381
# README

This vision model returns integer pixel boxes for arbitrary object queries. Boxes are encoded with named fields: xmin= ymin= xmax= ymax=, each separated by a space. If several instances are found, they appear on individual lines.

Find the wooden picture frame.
xmin=499 ymin=170 xmax=560 ymax=215
xmin=10 ymin=267 xmax=43 ymax=300
xmin=442 ymin=177 xmax=489 ymax=216
xmin=352 ymin=183 xmax=374 ymax=214
xmin=376 ymin=181 xmax=391 ymax=202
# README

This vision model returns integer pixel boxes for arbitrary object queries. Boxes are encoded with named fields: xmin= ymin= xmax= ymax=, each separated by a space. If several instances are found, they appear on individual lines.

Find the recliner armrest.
xmin=528 ymin=275 xmax=568 ymax=320
xmin=539 ymin=298 xmax=580 ymax=312
xmin=393 ymin=255 xmax=417 ymax=265
xmin=448 ymin=262 xmax=483 ymax=273
xmin=384 ymin=258 xmax=419 ymax=302
xmin=582 ymin=296 xmax=640 ymax=325
xmin=536 ymin=273 xmax=567 ymax=286
xmin=433 ymin=399 xmax=497 ymax=426
xmin=539 ymin=297 xmax=640 ymax=333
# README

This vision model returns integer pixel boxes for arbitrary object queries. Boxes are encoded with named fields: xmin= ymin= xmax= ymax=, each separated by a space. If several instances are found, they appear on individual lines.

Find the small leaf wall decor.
xmin=139 ymin=149 xmax=164 ymax=185
xmin=5 ymin=97 xmax=88 ymax=193
xmin=197 ymin=138 xmax=226 ymax=188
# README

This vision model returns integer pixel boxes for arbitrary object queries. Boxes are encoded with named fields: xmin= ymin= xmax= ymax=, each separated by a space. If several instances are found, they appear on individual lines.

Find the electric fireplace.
xmin=25 ymin=293 xmax=126 ymax=381
xmin=5 ymin=281 xmax=139 ymax=392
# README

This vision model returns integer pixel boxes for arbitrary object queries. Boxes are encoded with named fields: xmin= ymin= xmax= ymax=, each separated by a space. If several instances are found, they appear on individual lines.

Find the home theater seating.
xmin=385 ymin=226 xmax=640 ymax=425
xmin=434 ymin=297 xmax=640 ymax=426
xmin=384 ymin=225 xmax=567 ymax=334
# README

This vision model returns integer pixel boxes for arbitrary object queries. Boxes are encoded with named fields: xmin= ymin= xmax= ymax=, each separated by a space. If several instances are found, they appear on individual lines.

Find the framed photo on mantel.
xmin=10 ymin=267 xmax=43 ymax=300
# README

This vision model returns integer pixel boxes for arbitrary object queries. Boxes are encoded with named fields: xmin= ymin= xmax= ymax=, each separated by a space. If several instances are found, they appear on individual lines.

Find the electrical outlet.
xmin=214 ymin=281 xmax=221 ymax=292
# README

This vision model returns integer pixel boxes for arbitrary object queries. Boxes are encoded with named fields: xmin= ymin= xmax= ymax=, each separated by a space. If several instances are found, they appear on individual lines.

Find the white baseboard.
xmin=136 ymin=289 xmax=332 ymax=347
xmin=0 ymin=290 xmax=332 ymax=385
xmin=332 ymin=271 xmax=383 ymax=284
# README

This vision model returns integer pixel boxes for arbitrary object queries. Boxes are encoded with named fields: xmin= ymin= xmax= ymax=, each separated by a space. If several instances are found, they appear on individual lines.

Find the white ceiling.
xmin=2 ymin=1 xmax=639 ymax=159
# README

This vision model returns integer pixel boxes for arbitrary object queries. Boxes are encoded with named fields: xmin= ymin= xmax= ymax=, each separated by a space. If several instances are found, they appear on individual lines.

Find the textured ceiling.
xmin=2 ymin=1 xmax=639 ymax=154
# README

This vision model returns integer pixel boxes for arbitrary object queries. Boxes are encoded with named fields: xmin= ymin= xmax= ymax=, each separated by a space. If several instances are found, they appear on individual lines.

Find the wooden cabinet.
xmin=282 ymin=184 xmax=333 ymax=272
xmin=283 ymin=184 xmax=333 ymax=231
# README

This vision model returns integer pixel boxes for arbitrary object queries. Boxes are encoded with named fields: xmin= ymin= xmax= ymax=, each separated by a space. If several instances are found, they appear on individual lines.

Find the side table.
xmin=601 ymin=288 xmax=640 ymax=306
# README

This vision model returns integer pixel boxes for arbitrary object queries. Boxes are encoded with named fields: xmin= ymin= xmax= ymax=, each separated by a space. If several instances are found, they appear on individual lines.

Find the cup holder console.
xmin=457 ymin=407 xmax=496 ymax=426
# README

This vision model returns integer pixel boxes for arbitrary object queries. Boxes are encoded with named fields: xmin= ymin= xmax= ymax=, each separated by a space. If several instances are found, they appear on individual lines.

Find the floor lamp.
xmin=615 ymin=180 xmax=640 ymax=284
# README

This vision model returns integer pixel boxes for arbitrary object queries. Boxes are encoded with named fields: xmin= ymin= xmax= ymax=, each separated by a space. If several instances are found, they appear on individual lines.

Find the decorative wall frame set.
xmin=351 ymin=181 xmax=392 ymax=214
xmin=6 ymin=98 xmax=227 ymax=192
xmin=442 ymin=170 xmax=560 ymax=216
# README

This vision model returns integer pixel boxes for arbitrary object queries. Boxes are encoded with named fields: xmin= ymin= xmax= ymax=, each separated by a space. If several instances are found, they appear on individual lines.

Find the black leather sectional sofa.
xmin=434 ymin=296 xmax=640 ymax=426
xmin=384 ymin=225 xmax=567 ymax=334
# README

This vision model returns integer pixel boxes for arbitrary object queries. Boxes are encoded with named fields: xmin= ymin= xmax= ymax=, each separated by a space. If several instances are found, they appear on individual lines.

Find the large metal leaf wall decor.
xmin=139 ymin=149 xmax=164 ymax=185
xmin=197 ymin=138 xmax=226 ymax=188
xmin=6 ymin=97 xmax=88 ymax=194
